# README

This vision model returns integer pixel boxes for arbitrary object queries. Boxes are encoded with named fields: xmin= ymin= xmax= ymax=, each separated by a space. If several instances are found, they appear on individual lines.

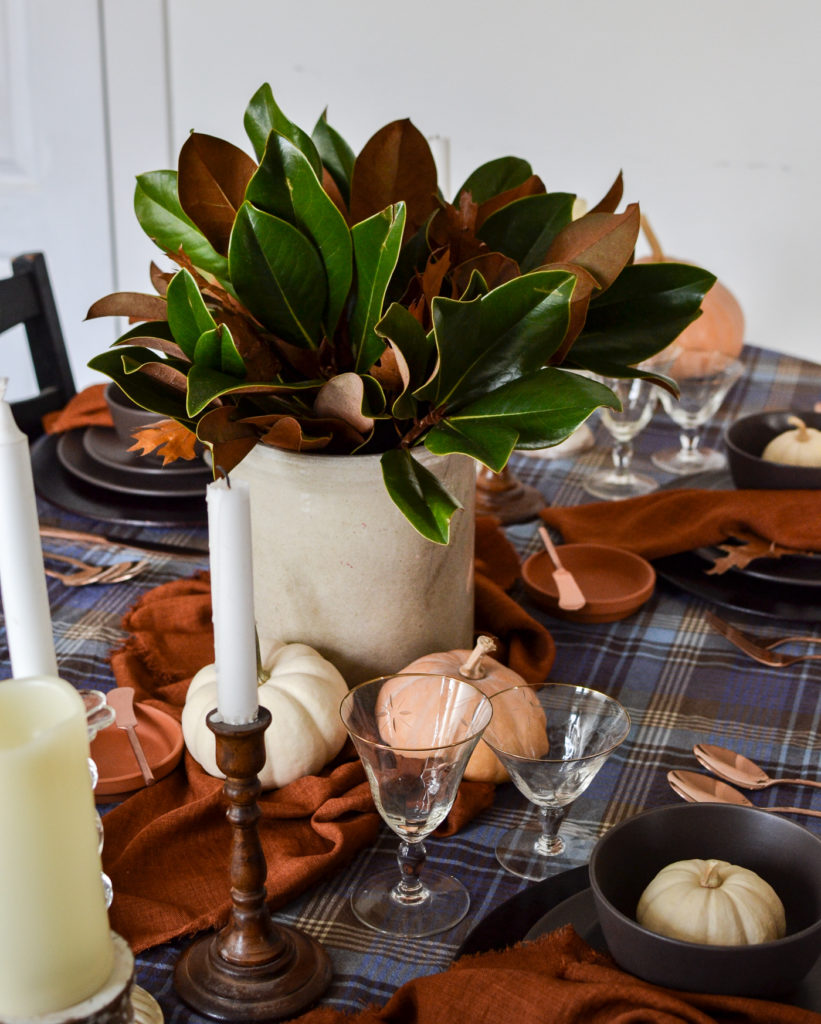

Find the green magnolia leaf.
xmin=375 ymin=302 xmax=435 ymax=417
xmin=134 ymin=171 xmax=229 ymax=284
xmin=228 ymin=201 xmax=327 ymax=348
xmin=193 ymin=324 xmax=246 ymax=378
xmin=380 ymin=448 xmax=461 ymax=545
xmin=243 ymin=83 xmax=322 ymax=175
xmin=455 ymin=157 xmax=533 ymax=205
xmin=247 ymin=135 xmax=352 ymax=334
xmin=350 ymin=203 xmax=406 ymax=373
xmin=312 ymin=109 xmax=355 ymax=205
xmin=165 ymin=269 xmax=217 ymax=360
xmin=417 ymin=270 xmax=576 ymax=409
xmin=568 ymin=262 xmax=717 ymax=373
xmin=478 ymin=193 xmax=575 ymax=272
xmin=88 ymin=348 xmax=192 ymax=422
xmin=426 ymin=367 xmax=618 ymax=470
xmin=187 ymin=364 xmax=258 ymax=416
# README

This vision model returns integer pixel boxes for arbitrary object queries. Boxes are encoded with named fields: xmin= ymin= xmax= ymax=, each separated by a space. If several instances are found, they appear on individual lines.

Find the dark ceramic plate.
xmin=83 ymin=426 xmax=209 ymax=476
xmin=458 ymin=865 xmax=820 ymax=1012
xmin=31 ymin=433 xmax=207 ymax=527
xmin=58 ymin=430 xmax=209 ymax=498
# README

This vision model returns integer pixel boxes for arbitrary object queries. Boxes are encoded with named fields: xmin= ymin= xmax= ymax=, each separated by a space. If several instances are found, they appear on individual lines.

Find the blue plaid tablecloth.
xmin=4 ymin=343 xmax=821 ymax=1021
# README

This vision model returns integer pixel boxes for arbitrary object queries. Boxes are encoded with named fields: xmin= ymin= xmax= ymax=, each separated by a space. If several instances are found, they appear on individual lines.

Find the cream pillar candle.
xmin=207 ymin=476 xmax=259 ymax=724
xmin=0 ymin=675 xmax=114 ymax=1017
xmin=0 ymin=379 xmax=58 ymax=677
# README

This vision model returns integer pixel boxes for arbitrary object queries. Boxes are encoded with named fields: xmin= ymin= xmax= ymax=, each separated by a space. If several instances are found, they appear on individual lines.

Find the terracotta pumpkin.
xmin=394 ymin=637 xmax=546 ymax=784
xmin=181 ymin=640 xmax=349 ymax=790
xmin=638 ymin=217 xmax=745 ymax=377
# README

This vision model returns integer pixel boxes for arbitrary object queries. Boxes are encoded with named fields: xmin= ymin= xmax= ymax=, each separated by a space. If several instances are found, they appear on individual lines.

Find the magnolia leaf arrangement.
xmin=88 ymin=83 xmax=715 ymax=543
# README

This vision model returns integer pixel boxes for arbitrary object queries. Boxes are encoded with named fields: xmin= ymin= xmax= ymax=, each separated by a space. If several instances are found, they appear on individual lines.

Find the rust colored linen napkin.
xmin=541 ymin=489 xmax=821 ymax=566
xmin=101 ymin=517 xmax=554 ymax=952
xmin=293 ymin=925 xmax=817 ymax=1024
xmin=42 ymin=383 xmax=113 ymax=433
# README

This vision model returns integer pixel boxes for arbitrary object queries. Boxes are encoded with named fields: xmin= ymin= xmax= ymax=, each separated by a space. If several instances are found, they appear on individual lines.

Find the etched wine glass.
xmin=651 ymin=351 xmax=744 ymax=474
xmin=482 ymin=684 xmax=630 ymax=881
xmin=340 ymin=673 xmax=492 ymax=937
xmin=81 ymin=689 xmax=116 ymax=907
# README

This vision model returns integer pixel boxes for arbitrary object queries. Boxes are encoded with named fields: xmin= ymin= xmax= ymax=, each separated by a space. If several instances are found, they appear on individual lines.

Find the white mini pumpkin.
xmin=636 ymin=858 xmax=786 ymax=946
xmin=182 ymin=640 xmax=349 ymax=790
xmin=762 ymin=416 xmax=821 ymax=467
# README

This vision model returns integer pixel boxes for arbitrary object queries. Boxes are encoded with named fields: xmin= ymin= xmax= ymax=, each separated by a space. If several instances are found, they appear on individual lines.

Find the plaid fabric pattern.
xmin=3 ymin=343 xmax=820 ymax=1019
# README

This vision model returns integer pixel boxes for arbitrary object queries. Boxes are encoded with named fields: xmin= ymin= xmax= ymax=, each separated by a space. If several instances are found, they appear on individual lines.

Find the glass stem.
xmin=535 ymin=805 xmax=568 ymax=857
xmin=392 ymin=839 xmax=429 ymax=906
xmin=611 ymin=440 xmax=634 ymax=478
xmin=678 ymin=426 xmax=703 ymax=459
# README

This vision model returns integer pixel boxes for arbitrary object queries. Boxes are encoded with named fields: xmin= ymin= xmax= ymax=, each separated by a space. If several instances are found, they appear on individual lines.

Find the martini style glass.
xmin=483 ymin=684 xmax=630 ymax=881
xmin=651 ymin=351 xmax=744 ymax=474
xmin=340 ymin=674 xmax=492 ymax=937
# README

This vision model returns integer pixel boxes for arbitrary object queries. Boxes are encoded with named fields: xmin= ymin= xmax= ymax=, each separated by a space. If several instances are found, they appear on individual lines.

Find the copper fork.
xmin=705 ymin=611 xmax=821 ymax=667
xmin=43 ymin=551 xmax=149 ymax=587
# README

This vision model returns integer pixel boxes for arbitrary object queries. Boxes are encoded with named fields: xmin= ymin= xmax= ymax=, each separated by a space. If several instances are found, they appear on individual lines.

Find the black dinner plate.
xmin=654 ymin=469 xmax=821 ymax=619
xmin=83 ymin=426 xmax=209 ymax=476
xmin=32 ymin=433 xmax=207 ymax=527
xmin=58 ymin=430 xmax=210 ymax=498
xmin=458 ymin=866 xmax=820 ymax=1012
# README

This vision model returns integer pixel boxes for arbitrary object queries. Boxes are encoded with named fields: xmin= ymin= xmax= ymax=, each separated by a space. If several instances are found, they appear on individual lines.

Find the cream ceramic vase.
xmin=230 ymin=446 xmax=475 ymax=684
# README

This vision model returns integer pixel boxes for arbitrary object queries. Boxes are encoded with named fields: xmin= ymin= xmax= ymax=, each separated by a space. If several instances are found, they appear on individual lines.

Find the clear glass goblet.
xmin=482 ymin=684 xmax=630 ymax=881
xmin=651 ymin=351 xmax=744 ymax=474
xmin=583 ymin=374 xmax=662 ymax=500
xmin=80 ymin=689 xmax=116 ymax=908
xmin=340 ymin=673 xmax=492 ymax=937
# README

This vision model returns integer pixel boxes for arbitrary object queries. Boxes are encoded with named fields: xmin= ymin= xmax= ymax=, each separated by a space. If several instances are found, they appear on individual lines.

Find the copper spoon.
xmin=107 ymin=687 xmax=155 ymax=786
xmin=538 ymin=527 xmax=586 ymax=610
xmin=693 ymin=743 xmax=821 ymax=791
xmin=667 ymin=769 xmax=821 ymax=819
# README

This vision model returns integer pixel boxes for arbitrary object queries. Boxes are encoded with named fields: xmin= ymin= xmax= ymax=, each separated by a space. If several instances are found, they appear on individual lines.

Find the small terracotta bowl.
xmin=590 ymin=803 xmax=821 ymax=997
xmin=725 ymin=410 xmax=821 ymax=489
xmin=521 ymin=543 xmax=655 ymax=622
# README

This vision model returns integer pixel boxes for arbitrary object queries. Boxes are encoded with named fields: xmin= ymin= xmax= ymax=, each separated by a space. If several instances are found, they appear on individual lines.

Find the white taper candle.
xmin=207 ymin=475 xmax=259 ymax=724
xmin=0 ymin=379 xmax=58 ymax=677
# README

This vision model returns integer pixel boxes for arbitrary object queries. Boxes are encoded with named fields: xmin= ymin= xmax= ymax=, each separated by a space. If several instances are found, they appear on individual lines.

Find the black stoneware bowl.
xmin=104 ymin=382 xmax=166 ymax=449
xmin=725 ymin=410 xmax=821 ymax=489
xmin=589 ymin=803 xmax=821 ymax=997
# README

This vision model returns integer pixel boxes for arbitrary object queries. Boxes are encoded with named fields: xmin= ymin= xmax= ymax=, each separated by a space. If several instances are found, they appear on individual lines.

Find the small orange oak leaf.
xmin=129 ymin=420 xmax=199 ymax=465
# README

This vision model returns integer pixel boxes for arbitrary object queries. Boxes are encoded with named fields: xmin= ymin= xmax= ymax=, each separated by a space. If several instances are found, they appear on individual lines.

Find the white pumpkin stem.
xmin=459 ymin=635 xmax=496 ymax=679
xmin=641 ymin=214 xmax=665 ymax=261
xmin=787 ymin=415 xmax=810 ymax=441
xmin=254 ymin=628 xmax=271 ymax=684
xmin=699 ymin=859 xmax=723 ymax=889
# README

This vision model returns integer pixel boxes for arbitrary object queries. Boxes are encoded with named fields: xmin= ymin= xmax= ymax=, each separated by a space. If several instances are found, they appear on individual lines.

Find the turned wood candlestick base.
xmin=475 ymin=465 xmax=545 ymax=523
xmin=174 ymin=708 xmax=332 ymax=1021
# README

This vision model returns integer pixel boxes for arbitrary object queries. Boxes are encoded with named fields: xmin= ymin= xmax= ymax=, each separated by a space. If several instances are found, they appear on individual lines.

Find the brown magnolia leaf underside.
xmin=313 ymin=373 xmax=375 ymax=433
xmin=86 ymin=292 xmax=168 ymax=323
xmin=543 ymin=204 xmax=640 ymax=292
xmin=474 ymin=174 xmax=547 ymax=230
xmin=178 ymin=132 xmax=257 ymax=256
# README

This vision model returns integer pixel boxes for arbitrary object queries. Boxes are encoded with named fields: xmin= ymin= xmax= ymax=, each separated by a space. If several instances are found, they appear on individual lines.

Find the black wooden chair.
xmin=0 ymin=253 xmax=76 ymax=438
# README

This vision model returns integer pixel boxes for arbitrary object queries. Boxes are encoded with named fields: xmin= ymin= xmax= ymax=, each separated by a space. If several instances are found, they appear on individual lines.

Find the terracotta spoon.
xmin=667 ymin=769 xmax=821 ymax=819
xmin=693 ymin=743 xmax=821 ymax=791
xmin=538 ymin=527 xmax=585 ymax=610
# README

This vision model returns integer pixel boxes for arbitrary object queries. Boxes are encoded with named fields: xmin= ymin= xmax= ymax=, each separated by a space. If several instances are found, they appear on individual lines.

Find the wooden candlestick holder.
xmin=174 ymin=707 xmax=332 ymax=1021
xmin=475 ymin=465 xmax=545 ymax=523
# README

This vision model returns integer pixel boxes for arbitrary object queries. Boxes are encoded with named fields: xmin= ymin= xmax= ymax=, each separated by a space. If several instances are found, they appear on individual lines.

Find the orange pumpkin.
xmin=638 ymin=216 xmax=745 ymax=377
xmin=395 ymin=637 xmax=547 ymax=783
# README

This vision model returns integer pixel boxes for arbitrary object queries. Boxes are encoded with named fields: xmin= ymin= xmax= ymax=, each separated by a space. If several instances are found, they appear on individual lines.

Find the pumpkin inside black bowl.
xmin=724 ymin=410 xmax=821 ymax=489
xmin=589 ymin=802 xmax=821 ymax=998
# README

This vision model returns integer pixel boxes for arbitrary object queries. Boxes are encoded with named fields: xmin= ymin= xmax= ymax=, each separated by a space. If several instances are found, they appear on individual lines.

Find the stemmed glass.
xmin=482 ymin=684 xmax=630 ymax=881
xmin=80 ymin=689 xmax=116 ymax=907
xmin=651 ymin=351 xmax=744 ymax=474
xmin=340 ymin=673 xmax=492 ymax=937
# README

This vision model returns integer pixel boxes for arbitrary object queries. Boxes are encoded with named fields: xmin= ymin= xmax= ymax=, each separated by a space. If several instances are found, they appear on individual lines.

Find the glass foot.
xmin=495 ymin=824 xmax=588 ymax=881
xmin=651 ymin=447 xmax=726 ymax=475
xmin=582 ymin=468 xmax=658 ymax=500
xmin=350 ymin=867 xmax=470 ymax=937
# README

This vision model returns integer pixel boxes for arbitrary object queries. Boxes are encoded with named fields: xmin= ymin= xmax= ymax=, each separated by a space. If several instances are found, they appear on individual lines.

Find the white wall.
xmin=4 ymin=0 xmax=820 ymax=398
